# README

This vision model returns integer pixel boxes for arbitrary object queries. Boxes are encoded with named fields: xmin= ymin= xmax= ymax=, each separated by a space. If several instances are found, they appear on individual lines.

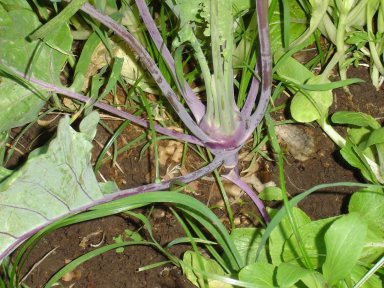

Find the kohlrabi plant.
xmin=0 ymin=0 xmax=272 ymax=262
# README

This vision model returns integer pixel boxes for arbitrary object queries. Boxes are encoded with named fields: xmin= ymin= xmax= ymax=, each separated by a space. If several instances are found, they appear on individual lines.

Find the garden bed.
xmin=11 ymin=66 xmax=382 ymax=287
xmin=1 ymin=0 xmax=384 ymax=287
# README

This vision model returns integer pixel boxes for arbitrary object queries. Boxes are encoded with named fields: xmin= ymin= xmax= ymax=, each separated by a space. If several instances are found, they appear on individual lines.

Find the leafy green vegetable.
xmin=350 ymin=264 xmax=383 ymax=288
xmin=276 ymin=263 xmax=311 ymax=287
xmin=182 ymin=250 xmax=232 ymax=288
xmin=0 ymin=112 xmax=103 ymax=257
xmin=340 ymin=140 xmax=377 ymax=183
xmin=331 ymin=111 xmax=381 ymax=129
xmin=259 ymin=186 xmax=283 ymax=201
xmin=282 ymin=216 xmax=337 ymax=269
xmin=322 ymin=213 xmax=368 ymax=286
xmin=349 ymin=190 xmax=384 ymax=231
xmin=238 ymin=262 xmax=275 ymax=287
xmin=269 ymin=207 xmax=311 ymax=266
xmin=269 ymin=0 xmax=312 ymax=52
xmin=230 ymin=228 xmax=268 ymax=265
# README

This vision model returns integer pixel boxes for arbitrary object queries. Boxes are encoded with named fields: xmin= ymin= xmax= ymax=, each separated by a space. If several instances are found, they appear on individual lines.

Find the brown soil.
xmin=7 ymin=66 xmax=384 ymax=287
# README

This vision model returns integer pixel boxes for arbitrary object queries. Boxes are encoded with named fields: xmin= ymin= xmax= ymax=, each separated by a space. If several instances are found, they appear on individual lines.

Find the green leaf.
xmin=290 ymin=75 xmax=333 ymax=122
xmin=276 ymin=263 xmax=311 ymax=287
xmin=282 ymin=217 xmax=338 ymax=269
xmin=79 ymin=110 xmax=100 ymax=141
xmin=28 ymin=0 xmax=87 ymax=40
xmin=0 ymin=6 xmax=72 ymax=131
xmin=182 ymin=250 xmax=233 ymax=288
xmin=0 ymin=112 xmax=104 ymax=258
xmin=230 ymin=228 xmax=268 ymax=265
xmin=274 ymin=55 xmax=313 ymax=84
xmin=300 ymin=271 xmax=327 ymax=288
xmin=349 ymin=190 xmax=384 ymax=263
xmin=350 ymin=264 xmax=383 ymax=288
xmin=238 ymin=262 xmax=276 ymax=288
xmin=361 ymin=127 xmax=384 ymax=149
xmin=269 ymin=0 xmax=312 ymax=52
xmin=331 ymin=111 xmax=381 ymax=129
xmin=259 ymin=186 xmax=283 ymax=201
xmin=274 ymin=56 xmax=332 ymax=123
xmin=340 ymin=140 xmax=377 ymax=183
xmin=322 ymin=213 xmax=368 ymax=286
xmin=269 ymin=207 xmax=311 ymax=266
xmin=0 ymin=0 xmax=31 ymax=10
xmin=0 ymin=77 xmax=45 ymax=132
xmin=300 ymin=78 xmax=364 ymax=91
xmin=349 ymin=190 xmax=384 ymax=231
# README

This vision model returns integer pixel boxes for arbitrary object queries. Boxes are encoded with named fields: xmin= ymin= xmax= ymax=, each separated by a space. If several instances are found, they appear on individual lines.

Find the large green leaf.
xmin=269 ymin=207 xmax=311 ymax=266
xmin=274 ymin=56 xmax=333 ymax=123
xmin=350 ymin=264 xmax=383 ymax=288
xmin=182 ymin=250 xmax=233 ymax=288
xmin=0 ymin=112 xmax=103 ymax=259
xmin=269 ymin=0 xmax=312 ymax=52
xmin=322 ymin=213 xmax=368 ymax=286
xmin=349 ymin=190 xmax=384 ymax=230
xmin=230 ymin=228 xmax=268 ymax=265
xmin=349 ymin=190 xmax=384 ymax=263
xmin=282 ymin=216 xmax=337 ymax=269
xmin=331 ymin=111 xmax=381 ymax=129
xmin=276 ymin=263 xmax=312 ymax=287
xmin=0 ymin=5 xmax=72 ymax=131
xmin=290 ymin=75 xmax=333 ymax=122
xmin=238 ymin=262 xmax=276 ymax=288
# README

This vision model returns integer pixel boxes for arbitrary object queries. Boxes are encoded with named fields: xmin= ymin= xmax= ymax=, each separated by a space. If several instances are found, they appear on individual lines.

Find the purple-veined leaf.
xmin=0 ymin=112 xmax=103 ymax=259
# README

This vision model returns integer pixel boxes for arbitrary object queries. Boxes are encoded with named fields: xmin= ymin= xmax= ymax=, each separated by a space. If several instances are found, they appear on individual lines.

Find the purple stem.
xmin=241 ymin=61 xmax=260 ymax=117
xmin=80 ymin=3 xmax=212 ymax=143
xmin=244 ymin=0 xmax=272 ymax=139
xmin=7 ymin=66 xmax=203 ymax=146
xmin=135 ymin=0 xmax=205 ymax=122
xmin=222 ymin=169 xmax=270 ymax=223
xmin=0 ymin=156 xmax=224 ymax=261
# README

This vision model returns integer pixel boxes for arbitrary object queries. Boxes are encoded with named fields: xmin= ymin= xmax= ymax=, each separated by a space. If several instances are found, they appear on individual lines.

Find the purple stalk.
xmin=243 ymin=0 xmax=272 ymax=139
xmin=241 ymin=61 xmax=260 ymax=117
xmin=222 ymin=169 xmax=270 ymax=223
xmin=5 ymin=65 xmax=203 ymax=146
xmin=134 ymin=0 xmax=205 ymax=122
xmin=80 ymin=3 xmax=212 ymax=144
xmin=0 ymin=156 xmax=224 ymax=261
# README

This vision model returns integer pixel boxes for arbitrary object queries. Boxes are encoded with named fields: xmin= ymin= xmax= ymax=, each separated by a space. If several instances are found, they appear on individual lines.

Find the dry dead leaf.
xmin=158 ymin=140 xmax=183 ymax=166
xmin=79 ymin=229 xmax=103 ymax=250
xmin=61 ymin=269 xmax=82 ymax=282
